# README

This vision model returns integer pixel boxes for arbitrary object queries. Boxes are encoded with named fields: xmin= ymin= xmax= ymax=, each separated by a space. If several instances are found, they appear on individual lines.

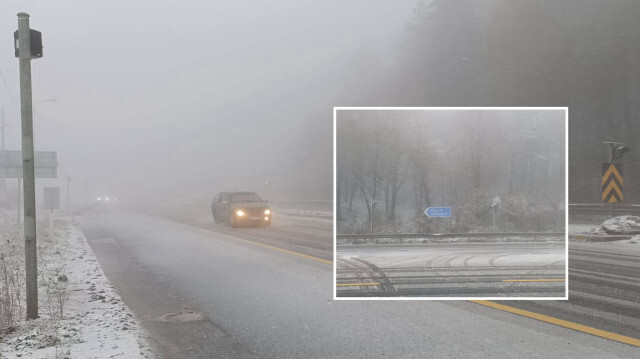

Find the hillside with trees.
xmin=336 ymin=109 xmax=565 ymax=234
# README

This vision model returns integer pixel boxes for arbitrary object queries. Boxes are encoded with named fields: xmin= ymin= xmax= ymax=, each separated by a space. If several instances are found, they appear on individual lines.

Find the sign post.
xmin=491 ymin=196 xmax=501 ymax=228
xmin=43 ymin=187 xmax=59 ymax=240
xmin=602 ymin=141 xmax=628 ymax=218
xmin=0 ymin=150 xmax=58 ymax=225
xmin=602 ymin=163 xmax=623 ymax=218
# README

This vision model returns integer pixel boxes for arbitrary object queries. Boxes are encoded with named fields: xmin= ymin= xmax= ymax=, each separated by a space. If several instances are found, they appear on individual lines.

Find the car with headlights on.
xmin=211 ymin=191 xmax=271 ymax=227
xmin=96 ymin=196 xmax=118 ymax=203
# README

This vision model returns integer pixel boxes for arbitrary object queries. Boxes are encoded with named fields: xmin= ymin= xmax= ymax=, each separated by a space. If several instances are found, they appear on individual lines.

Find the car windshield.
xmin=229 ymin=192 xmax=263 ymax=203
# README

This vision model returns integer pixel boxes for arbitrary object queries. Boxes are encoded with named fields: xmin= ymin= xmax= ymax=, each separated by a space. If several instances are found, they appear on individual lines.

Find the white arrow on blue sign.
xmin=424 ymin=207 xmax=452 ymax=217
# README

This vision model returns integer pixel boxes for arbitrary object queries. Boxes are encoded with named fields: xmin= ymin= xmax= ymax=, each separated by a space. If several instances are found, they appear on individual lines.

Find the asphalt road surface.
xmin=336 ymin=242 xmax=566 ymax=297
xmin=496 ymin=241 xmax=640 ymax=341
xmin=143 ymin=204 xmax=333 ymax=261
xmin=75 ymin=206 xmax=639 ymax=358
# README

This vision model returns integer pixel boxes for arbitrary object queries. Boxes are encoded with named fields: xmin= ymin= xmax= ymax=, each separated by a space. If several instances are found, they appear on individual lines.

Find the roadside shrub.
xmin=0 ymin=228 xmax=24 ymax=335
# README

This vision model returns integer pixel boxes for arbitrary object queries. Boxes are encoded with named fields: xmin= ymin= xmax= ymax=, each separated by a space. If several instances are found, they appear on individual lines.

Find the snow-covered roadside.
xmin=0 ymin=219 xmax=153 ymax=359
xmin=569 ymin=217 xmax=640 ymax=249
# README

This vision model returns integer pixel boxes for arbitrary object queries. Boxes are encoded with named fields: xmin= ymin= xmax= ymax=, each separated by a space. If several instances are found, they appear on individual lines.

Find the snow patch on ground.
xmin=0 ymin=220 xmax=153 ymax=359
xmin=490 ymin=253 xmax=563 ymax=266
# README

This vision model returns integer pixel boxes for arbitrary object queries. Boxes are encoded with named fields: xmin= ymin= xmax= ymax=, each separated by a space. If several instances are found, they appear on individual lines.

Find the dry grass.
xmin=0 ymin=225 xmax=24 ymax=336
xmin=0 ymin=220 xmax=70 ymax=339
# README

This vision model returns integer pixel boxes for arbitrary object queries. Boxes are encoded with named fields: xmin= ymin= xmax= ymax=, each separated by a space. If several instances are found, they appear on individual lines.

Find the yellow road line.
xmin=232 ymin=236 xmax=333 ymax=265
xmin=502 ymin=279 xmax=565 ymax=282
xmin=471 ymin=301 xmax=640 ymax=347
xmin=336 ymin=282 xmax=380 ymax=287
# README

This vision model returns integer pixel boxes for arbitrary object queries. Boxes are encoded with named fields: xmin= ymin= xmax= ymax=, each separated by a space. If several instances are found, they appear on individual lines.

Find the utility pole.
xmin=1 ymin=108 xmax=5 ymax=192
xmin=17 ymin=12 xmax=40 ymax=320
xmin=608 ymin=143 xmax=614 ymax=218
xmin=1 ymin=108 xmax=3 ymax=151
xmin=370 ymin=197 xmax=377 ymax=235
xmin=83 ymin=142 xmax=87 ymax=208
xmin=610 ymin=145 xmax=614 ymax=218
xmin=368 ymin=196 xmax=375 ymax=244
xmin=3 ymin=108 xmax=22 ymax=225
xmin=17 ymin=179 xmax=21 ymax=224
xmin=492 ymin=206 xmax=496 ymax=228
xmin=67 ymin=176 xmax=71 ymax=213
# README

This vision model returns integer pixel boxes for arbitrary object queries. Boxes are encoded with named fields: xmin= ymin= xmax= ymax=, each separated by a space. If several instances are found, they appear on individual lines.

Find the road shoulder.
xmin=0 ymin=219 xmax=154 ymax=358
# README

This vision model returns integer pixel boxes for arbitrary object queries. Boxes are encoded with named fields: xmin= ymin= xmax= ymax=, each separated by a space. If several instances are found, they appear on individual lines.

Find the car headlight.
xmin=264 ymin=209 xmax=271 ymax=215
xmin=235 ymin=210 xmax=245 ymax=217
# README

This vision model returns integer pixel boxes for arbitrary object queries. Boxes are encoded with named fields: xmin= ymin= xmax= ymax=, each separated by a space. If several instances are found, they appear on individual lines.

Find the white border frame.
xmin=333 ymin=106 xmax=569 ymax=301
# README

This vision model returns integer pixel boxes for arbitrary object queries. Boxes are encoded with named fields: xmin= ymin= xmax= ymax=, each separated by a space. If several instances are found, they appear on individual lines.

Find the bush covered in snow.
xmin=593 ymin=215 xmax=640 ymax=235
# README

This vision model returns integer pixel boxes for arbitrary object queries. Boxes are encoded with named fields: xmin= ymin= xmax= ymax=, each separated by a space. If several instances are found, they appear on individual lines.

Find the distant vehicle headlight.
xmin=235 ymin=210 xmax=245 ymax=217
xmin=264 ymin=209 xmax=271 ymax=215
xmin=106 ymin=197 xmax=110 ymax=201
xmin=97 ymin=197 xmax=101 ymax=201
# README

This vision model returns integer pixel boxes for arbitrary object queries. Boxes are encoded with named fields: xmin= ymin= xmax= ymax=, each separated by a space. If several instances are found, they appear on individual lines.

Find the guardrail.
xmin=269 ymin=199 xmax=332 ymax=211
xmin=569 ymin=203 xmax=640 ymax=216
xmin=337 ymin=232 xmax=564 ymax=240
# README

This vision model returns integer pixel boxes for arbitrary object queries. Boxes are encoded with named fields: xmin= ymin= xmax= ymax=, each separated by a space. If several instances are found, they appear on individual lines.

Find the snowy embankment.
xmin=570 ymin=215 xmax=640 ymax=246
xmin=592 ymin=215 xmax=640 ymax=235
xmin=0 ymin=219 xmax=152 ymax=358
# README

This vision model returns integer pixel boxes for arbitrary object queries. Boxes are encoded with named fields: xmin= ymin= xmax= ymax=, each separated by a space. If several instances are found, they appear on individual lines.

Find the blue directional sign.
xmin=425 ymin=207 xmax=451 ymax=217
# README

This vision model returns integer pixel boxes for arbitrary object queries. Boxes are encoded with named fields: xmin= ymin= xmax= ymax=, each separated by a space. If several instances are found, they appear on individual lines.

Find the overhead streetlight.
xmin=34 ymin=98 xmax=55 ymax=105
xmin=603 ymin=141 xmax=629 ymax=163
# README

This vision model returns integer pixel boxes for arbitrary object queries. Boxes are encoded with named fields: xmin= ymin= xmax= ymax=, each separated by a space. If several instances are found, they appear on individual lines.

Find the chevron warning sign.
xmin=602 ymin=163 xmax=623 ymax=202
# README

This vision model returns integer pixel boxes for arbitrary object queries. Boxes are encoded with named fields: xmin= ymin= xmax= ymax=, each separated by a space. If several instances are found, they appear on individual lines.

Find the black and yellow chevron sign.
xmin=602 ymin=163 xmax=623 ymax=202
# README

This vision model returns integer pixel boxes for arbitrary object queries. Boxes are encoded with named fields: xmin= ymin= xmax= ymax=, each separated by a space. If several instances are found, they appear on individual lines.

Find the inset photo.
xmin=334 ymin=107 xmax=568 ymax=300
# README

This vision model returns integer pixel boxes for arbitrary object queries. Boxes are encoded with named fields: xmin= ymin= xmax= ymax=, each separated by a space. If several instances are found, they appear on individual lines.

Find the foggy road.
xmin=76 ymin=209 xmax=637 ymax=358
xmin=336 ymin=243 xmax=566 ymax=298
xmin=142 ymin=205 xmax=333 ymax=261
xmin=496 ymin=242 xmax=640 ymax=341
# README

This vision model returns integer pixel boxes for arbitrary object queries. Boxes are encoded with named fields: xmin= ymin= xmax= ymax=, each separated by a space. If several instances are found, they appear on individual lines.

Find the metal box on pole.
xmin=14 ymin=29 xmax=43 ymax=59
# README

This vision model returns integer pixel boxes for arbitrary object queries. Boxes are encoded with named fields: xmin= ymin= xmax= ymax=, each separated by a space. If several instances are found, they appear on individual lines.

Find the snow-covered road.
xmin=336 ymin=243 xmax=566 ymax=298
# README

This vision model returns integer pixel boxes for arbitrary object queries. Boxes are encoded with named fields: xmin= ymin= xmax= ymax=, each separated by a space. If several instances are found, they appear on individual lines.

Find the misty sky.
xmin=0 ymin=0 xmax=416 ymax=206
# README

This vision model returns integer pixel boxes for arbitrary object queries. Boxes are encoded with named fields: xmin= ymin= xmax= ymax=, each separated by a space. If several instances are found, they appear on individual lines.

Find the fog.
xmin=336 ymin=109 xmax=566 ymax=234
xmin=2 ymin=0 xmax=639 ymax=212
xmin=0 ymin=0 xmax=414 ymax=209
